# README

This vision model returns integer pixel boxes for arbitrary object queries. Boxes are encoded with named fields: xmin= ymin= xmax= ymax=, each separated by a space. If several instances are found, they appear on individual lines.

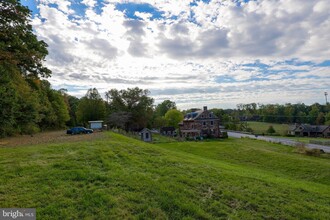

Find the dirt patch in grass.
xmin=0 ymin=130 xmax=105 ymax=147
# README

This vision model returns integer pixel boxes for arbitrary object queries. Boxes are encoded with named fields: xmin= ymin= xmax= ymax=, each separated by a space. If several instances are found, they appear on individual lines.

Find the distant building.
xmin=179 ymin=106 xmax=220 ymax=138
xmin=160 ymin=127 xmax=176 ymax=136
xmin=140 ymin=128 xmax=152 ymax=142
xmin=288 ymin=124 xmax=330 ymax=138
xmin=88 ymin=121 xmax=103 ymax=130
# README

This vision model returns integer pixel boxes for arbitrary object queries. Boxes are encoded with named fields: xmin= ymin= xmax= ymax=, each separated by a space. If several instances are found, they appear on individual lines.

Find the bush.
xmin=21 ymin=123 xmax=40 ymax=135
xmin=0 ymin=126 xmax=17 ymax=138
xmin=221 ymin=132 xmax=228 ymax=139
xmin=295 ymin=142 xmax=325 ymax=157
xmin=266 ymin=125 xmax=276 ymax=134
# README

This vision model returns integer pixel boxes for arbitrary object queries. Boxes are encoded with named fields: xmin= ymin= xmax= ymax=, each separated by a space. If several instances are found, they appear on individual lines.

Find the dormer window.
xmin=209 ymin=113 xmax=212 ymax=118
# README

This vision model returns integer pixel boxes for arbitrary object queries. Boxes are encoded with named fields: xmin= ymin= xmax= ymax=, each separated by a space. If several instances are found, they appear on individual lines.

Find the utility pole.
xmin=325 ymin=92 xmax=328 ymax=104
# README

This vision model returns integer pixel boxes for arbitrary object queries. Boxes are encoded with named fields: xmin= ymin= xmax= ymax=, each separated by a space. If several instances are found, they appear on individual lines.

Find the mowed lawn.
xmin=0 ymin=132 xmax=329 ymax=219
xmin=247 ymin=121 xmax=289 ymax=135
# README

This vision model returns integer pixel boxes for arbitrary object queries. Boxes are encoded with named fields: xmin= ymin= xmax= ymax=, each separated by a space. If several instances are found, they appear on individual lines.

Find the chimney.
xmin=203 ymin=106 xmax=207 ymax=111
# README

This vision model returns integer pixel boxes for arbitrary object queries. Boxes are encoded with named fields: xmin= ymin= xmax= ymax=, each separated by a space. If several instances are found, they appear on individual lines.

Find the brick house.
xmin=179 ymin=106 xmax=220 ymax=138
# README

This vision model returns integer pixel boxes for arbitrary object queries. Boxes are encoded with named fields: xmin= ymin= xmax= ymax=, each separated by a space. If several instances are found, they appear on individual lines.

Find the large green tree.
xmin=76 ymin=88 xmax=106 ymax=125
xmin=155 ymin=100 xmax=176 ymax=117
xmin=106 ymin=87 xmax=154 ymax=131
xmin=0 ymin=1 xmax=72 ymax=136
xmin=164 ymin=109 xmax=183 ymax=128
xmin=0 ymin=0 xmax=51 ymax=78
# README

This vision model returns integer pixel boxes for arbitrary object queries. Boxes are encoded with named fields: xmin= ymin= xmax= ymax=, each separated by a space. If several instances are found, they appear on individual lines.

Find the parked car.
xmin=66 ymin=127 xmax=93 ymax=135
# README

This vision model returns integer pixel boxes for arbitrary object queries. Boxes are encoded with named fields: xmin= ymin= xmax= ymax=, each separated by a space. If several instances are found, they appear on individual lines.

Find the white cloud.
xmin=81 ymin=0 xmax=97 ymax=8
xmin=38 ymin=0 xmax=74 ymax=14
xmin=30 ymin=0 xmax=330 ymax=108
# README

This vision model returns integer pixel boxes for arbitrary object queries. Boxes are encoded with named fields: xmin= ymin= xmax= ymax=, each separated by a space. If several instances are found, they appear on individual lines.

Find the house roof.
xmin=184 ymin=111 xmax=203 ymax=120
xmin=140 ymin=128 xmax=151 ymax=133
xmin=288 ymin=124 xmax=299 ymax=131
xmin=289 ymin=124 xmax=329 ymax=132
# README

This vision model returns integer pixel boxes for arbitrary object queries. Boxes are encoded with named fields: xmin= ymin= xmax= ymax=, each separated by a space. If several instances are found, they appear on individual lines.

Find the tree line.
xmin=211 ymin=103 xmax=330 ymax=131
xmin=0 ymin=0 xmax=69 ymax=137
xmin=72 ymin=87 xmax=183 ymax=132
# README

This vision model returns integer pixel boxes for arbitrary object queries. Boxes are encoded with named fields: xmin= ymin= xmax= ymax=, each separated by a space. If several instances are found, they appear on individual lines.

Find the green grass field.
xmin=0 ymin=132 xmax=329 ymax=219
xmin=246 ymin=121 xmax=289 ymax=135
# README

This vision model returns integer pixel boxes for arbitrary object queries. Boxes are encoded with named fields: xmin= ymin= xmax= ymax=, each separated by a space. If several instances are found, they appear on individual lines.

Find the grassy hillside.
xmin=0 ymin=132 xmax=329 ymax=219
xmin=247 ymin=121 xmax=289 ymax=135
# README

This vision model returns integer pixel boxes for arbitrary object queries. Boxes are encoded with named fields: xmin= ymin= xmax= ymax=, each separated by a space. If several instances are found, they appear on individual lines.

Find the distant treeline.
xmin=210 ymin=103 xmax=330 ymax=129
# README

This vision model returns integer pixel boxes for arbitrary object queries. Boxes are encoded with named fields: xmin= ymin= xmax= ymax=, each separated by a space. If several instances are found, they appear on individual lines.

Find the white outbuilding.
xmin=88 ymin=121 xmax=103 ymax=130
xmin=140 ymin=128 xmax=152 ymax=142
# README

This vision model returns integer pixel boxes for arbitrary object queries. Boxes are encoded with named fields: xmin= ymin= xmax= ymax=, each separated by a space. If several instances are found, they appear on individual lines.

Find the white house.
xmin=88 ymin=121 xmax=103 ymax=130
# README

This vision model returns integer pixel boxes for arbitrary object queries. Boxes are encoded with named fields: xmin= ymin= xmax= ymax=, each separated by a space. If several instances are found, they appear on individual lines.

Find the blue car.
xmin=66 ymin=127 xmax=93 ymax=135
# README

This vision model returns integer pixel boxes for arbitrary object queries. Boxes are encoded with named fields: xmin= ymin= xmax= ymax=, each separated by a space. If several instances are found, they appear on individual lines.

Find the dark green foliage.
xmin=155 ymin=100 xmax=176 ymax=117
xmin=221 ymin=131 xmax=228 ymax=138
xmin=266 ymin=125 xmax=276 ymax=134
xmin=105 ymin=87 xmax=154 ymax=131
xmin=76 ymin=88 xmax=106 ymax=125
xmin=0 ymin=0 xmax=51 ymax=78
xmin=0 ymin=1 xmax=69 ymax=136
xmin=1 ymin=1 xmax=48 ymax=73
xmin=0 ymin=64 xmax=40 ymax=135
xmin=0 ymin=67 xmax=19 ymax=137
xmin=66 ymin=95 xmax=80 ymax=127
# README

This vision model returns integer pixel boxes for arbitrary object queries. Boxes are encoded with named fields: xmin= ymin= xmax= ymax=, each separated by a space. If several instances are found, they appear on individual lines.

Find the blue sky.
xmin=21 ymin=0 xmax=330 ymax=109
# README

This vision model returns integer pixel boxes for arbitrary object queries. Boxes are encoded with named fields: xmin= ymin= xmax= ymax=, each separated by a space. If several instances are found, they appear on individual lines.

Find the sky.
xmin=21 ymin=0 xmax=330 ymax=109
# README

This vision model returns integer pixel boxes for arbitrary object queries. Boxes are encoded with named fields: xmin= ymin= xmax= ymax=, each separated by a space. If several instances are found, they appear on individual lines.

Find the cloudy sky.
xmin=22 ymin=0 xmax=330 ymax=109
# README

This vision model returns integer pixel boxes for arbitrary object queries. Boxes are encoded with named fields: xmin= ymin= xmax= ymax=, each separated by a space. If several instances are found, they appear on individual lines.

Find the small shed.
xmin=88 ymin=121 xmax=103 ymax=130
xmin=140 ymin=128 xmax=152 ymax=142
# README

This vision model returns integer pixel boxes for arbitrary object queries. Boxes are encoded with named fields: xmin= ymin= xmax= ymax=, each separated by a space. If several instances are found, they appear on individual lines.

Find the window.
xmin=146 ymin=133 xmax=149 ymax=139
xmin=209 ymin=113 xmax=212 ymax=118
xmin=211 ymin=121 xmax=214 ymax=125
xmin=203 ymin=122 xmax=206 ymax=126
